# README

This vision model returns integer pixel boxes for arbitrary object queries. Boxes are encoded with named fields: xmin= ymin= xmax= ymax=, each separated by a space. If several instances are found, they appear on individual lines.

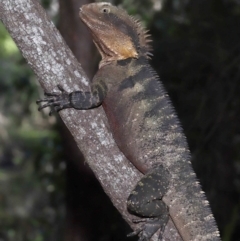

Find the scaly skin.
xmin=37 ymin=2 xmax=221 ymax=241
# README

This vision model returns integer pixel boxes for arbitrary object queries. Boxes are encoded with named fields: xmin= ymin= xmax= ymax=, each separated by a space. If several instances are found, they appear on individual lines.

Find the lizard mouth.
xmin=79 ymin=8 xmax=96 ymax=31
xmin=79 ymin=8 xmax=86 ymax=23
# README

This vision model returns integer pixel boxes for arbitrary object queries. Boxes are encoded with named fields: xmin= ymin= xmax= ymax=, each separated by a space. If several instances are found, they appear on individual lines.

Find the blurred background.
xmin=0 ymin=0 xmax=240 ymax=240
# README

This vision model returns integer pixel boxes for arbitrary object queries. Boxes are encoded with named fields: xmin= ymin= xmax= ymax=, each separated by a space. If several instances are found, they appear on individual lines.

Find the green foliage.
xmin=0 ymin=24 xmax=18 ymax=56
xmin=0 ymin=22 xmax=65 ymax=241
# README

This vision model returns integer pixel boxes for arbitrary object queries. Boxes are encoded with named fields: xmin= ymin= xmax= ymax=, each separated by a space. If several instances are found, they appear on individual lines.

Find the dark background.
xmin=0 ymin=0 xmax=239 ymax=240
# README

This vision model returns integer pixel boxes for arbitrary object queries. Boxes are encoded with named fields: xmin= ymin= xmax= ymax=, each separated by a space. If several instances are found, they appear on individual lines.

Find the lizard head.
xmin=79 ymin=2 xmax=152 ymax=68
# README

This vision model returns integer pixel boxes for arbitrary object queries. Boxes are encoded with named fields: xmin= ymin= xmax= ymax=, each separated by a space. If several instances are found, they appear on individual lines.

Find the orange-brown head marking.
xmin=79 ymin=2 xmax=152 ymax=68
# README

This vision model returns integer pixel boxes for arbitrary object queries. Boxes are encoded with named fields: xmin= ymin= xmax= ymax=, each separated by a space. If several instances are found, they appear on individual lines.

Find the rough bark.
xmin=58 ymin=0 xmax=109 ymax=240
xmin=0 ymin=0 xmax=182 ymax=240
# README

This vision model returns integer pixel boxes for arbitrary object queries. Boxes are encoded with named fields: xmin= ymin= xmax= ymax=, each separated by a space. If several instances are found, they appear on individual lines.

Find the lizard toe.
xmin=127 ymin=217 xmax=166 ymax=241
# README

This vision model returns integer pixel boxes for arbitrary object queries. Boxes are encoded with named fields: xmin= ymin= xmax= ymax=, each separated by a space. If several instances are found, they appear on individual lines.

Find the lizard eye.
xmin=101 ymin=7 xmax=110 ymax=13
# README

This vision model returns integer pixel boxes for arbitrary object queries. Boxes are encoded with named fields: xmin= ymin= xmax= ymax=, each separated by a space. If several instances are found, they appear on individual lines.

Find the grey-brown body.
xmin=99 ymin=57 xmax=184 ymax=173
xmin=95 ymin=56 xmax=220 ymax=240
xmin=37 ymin=2 xmax=221 ymax=241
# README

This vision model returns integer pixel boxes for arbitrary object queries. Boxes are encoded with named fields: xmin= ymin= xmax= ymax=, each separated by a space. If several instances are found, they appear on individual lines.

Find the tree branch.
xmin=0 ymin=0 xmax=182 ymax=240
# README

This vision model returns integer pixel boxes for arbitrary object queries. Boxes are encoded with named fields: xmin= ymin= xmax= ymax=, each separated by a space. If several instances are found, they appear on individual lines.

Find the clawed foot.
xmin=36 ymin=85 xmax=71 ymax=115
xmin=127 ymin=217 xmax=165 ymax=241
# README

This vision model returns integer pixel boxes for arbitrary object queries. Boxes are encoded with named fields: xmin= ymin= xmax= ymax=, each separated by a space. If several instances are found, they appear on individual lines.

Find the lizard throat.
xmin=91 ymin=33 xmax=125 ymax=68
xmin=80 ymin=11 xmax=138 ymax=68
xmin=92 ymin=36 xmax=138 ymax=68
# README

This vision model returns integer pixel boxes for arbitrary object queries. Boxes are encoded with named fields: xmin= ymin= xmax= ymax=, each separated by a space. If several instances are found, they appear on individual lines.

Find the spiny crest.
xmin=117 ymin=6 xmax=153 ymax=58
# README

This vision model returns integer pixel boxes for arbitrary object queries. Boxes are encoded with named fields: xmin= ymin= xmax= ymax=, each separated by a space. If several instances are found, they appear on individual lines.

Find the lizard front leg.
xmin=127 ymin=165 xmax=170 ymax=241
xmin=37 ymin=83 xmax=107 ymax=114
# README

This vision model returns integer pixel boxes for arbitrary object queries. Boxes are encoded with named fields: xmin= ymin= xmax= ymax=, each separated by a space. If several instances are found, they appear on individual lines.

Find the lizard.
xmin=37 ymin=2 xmax=221 ymax=241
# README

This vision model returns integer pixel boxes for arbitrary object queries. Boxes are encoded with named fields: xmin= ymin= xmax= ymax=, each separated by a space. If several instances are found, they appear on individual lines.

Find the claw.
xmin=127 ymin=217 xmax=167 ymax=241
xmin=127 ymin=228 xmax=142 ymax=237
xmin=132 ymin=218 xmax=148 ymax=223
xmin=36 ymin=85 xmax=71 ymax=114
xmin=128 ymin=227 xmax=148 ymax=241
xmin=38 ymin=103 xmax=51 ymax=111
xmin=36 ymin=96 xmax=56 ymax=103
xmin=55 ymin=105 xmax=63 ymax=112
xmin=49 ymin=109 xmax=54 ymax=116
xmin=57 ymin=84 xmax=66 ymax=92
xmin=56 ymin=84 xmax=69 ymax=94
xmin=44 ymin=92 xmax=60 ymax=97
